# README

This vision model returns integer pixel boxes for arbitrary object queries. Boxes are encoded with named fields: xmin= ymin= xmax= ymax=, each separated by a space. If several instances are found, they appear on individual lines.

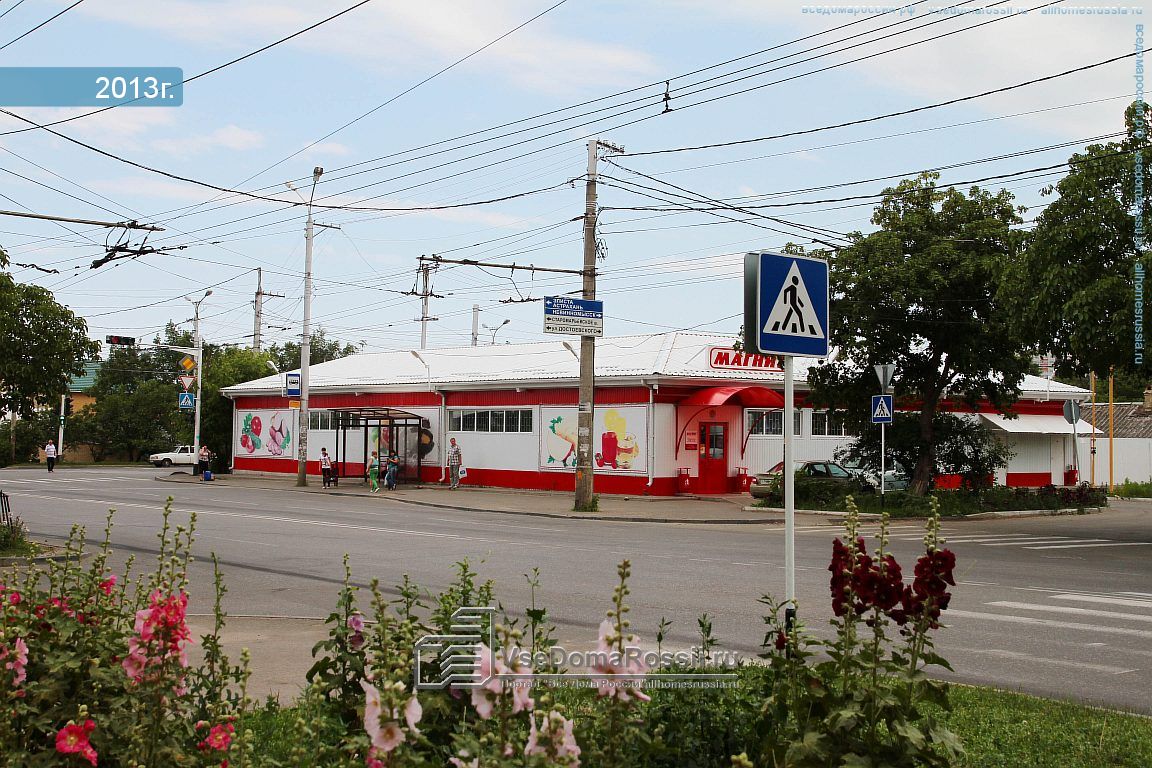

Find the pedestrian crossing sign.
xmin=178 ymin=392 xmax=195 ymax=410
xmin=871 ymin=394 xmax=893 ymax=424
xmin=744 ymin=251 xmax=829 ymax=357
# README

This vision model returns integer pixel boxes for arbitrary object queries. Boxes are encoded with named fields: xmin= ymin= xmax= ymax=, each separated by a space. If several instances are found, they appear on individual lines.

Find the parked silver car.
xmin=841 ymin=458 xmax=910 ymax=492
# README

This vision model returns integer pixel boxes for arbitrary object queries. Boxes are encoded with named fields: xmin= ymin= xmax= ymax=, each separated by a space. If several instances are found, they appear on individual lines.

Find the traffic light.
xmin=105 ymin=335 xmax=136 ymax=346
xmin=64 ymin=396 xmax=73 ymax=417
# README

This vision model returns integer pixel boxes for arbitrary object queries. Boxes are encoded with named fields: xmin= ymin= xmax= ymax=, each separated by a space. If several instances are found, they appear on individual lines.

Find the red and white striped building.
xmin=222 ymin=333 xmax=1096 ymax=494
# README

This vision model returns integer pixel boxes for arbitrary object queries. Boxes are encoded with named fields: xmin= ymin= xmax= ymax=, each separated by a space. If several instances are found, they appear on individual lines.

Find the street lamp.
xmin=410 ymin=350 xmax=431 ymax=391
xmin=290 ymin=167 xmax=324 ymax=487
xmin=185 ymin=290 xmax=212 ymax=475
xmin=266 ymin=360 xmax=279 ymax=374
xmin=562 ymin=341 xmax=579 ymax=361
xmin=483 ymin=319 xmax=510 ymax=345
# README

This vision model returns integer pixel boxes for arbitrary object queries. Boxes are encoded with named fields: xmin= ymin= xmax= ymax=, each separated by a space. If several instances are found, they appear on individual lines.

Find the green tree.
xmin=199 ymin=346 xmax=271 ymax=469
xmin=1004 ymin=102 xmax=1152 ymax=380
xmin=0 ymin=410 xmax=55 ymax=467
xmin=268 ymin=328 xmax=361 ymax=372
xmin=807 ymin=173 xmax=1033 ymax=495
xmin=0 ymin=251 xmax=99 ymax=418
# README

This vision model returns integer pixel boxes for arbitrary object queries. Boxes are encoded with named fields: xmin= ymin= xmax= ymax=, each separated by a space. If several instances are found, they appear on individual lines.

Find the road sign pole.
xmin=783 ymin=354 xmax=795 ymax=615
xmin=880 ymin=422 xmax=886 ymax=502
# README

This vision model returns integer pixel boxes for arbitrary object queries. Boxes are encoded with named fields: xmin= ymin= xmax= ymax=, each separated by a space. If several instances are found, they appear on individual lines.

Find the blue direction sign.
xmin=284 ymin=372 xmax=301 ymax=397
xmin=178 ymin=392 xmax=195 ymax=411
xmin=543 ymin=296 xmax=604 ymax=337
xmin=743 ymin=251 xmax=829 ymax=357
xmin=871 ymin=395 xmax=894 ymax=424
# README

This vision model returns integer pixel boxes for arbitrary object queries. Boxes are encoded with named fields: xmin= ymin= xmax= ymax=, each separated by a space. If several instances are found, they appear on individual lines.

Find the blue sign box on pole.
xmin=871 ymin=395 xmax=894 ymax=424
xmin=285 ymin=373 xmax=301 ymax=397
xmin=178 ymin=392 xmax=195 ymax=410
xmin=743 ymin=252 xmax=829 ymax=357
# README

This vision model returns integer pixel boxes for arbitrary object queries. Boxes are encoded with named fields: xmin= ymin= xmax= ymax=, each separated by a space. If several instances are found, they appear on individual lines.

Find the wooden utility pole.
xmin=574 ymin=138 xmax=623 ymax=512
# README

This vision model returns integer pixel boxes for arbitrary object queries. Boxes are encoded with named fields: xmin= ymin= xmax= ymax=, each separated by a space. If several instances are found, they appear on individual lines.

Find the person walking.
xmin=44 ymin=440 xmax=57 ymax=473
xmin=368 ymin=450 xmax=380 ymax=493
xmin=385 ymin=452 xmax=400 ymax=491
xmin=198 ymin=445 xmax=212 ymax=478
xmin=321 ymin=448 xmax=333 ymax=488
xmin=447 ymin=438 xmax=463 ymax=489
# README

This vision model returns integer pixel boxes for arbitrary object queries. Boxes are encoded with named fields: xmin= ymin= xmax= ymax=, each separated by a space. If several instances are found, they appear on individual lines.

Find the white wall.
xmin=447 ymin=406 xmax=538 ymax=471
xmin=1083 ymin=436 xmax=1152 ymax=485
xmin=742 ymin=409 xmax=854 ymax=475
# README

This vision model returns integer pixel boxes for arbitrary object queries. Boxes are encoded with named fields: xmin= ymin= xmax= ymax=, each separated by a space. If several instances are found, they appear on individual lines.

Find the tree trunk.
xmin=909 ymin=405 xmax=937 ymax=496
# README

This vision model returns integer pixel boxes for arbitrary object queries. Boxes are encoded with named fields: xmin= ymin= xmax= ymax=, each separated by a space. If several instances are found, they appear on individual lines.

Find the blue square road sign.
xmin=871 ymin=395 xmax=894 ymax=424
xmin=744 ymin=251 xmax=829 ymax=357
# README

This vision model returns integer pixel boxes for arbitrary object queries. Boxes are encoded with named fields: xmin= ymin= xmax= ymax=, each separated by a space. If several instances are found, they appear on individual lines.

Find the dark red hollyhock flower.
xmin=829 ymin=538 xmax=866 ymax=617
xmin=774 ymin=630 xmax=787 ymax=651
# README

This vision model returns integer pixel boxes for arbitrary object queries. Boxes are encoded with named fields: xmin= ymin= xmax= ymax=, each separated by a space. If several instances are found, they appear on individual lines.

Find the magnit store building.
xmin=221 ymin=333 xmax=1096 ymax=495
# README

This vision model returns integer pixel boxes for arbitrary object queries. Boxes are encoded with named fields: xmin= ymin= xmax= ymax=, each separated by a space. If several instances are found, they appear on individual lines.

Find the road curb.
xmin=153 ymin=475 xmax=783 ymax=525
xmin=965 ymin=506 xmax=1104 ymax=520
xmin=0 ymin=543 xmax=87 ymax=566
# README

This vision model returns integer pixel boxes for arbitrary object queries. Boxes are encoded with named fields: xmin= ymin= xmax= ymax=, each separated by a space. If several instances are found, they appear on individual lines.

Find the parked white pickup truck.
xmin=149 ymin=445 xmax=196 ymax=467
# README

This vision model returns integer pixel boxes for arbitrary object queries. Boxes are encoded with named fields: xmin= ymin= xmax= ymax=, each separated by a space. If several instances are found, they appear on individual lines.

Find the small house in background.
xmin=1082 ymin=394 xmax=1152 ymax=486
xmin=39 ymin=361 xmax=102 ymax=463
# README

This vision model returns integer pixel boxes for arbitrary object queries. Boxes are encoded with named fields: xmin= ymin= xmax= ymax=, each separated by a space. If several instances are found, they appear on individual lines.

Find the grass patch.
xmin=0 ymin=520 xmax=38 ymax=557
xmin=945 ymin=685 xmax=1152 ymax=768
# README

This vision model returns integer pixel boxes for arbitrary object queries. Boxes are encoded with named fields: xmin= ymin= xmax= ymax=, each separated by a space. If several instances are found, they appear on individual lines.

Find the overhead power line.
xmin=622 ymin=51 xmax=1134 ymax=157
xmin=0 ymin=209 xmax=162 ymax=230
xmin=0 ymin=0 xmax=85 ymax=52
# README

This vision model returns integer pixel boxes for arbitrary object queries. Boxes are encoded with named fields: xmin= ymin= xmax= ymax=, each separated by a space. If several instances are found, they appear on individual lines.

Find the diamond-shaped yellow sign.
xmin=180 ymin=355 xmax=196 ymax=371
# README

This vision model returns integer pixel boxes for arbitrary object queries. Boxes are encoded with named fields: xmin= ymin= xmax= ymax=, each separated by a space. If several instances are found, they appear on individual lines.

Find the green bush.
xmin=1115 ymin=479 xmax=1152 ymax=498
xmin=0 ymin=516 xmax=35 ymax=556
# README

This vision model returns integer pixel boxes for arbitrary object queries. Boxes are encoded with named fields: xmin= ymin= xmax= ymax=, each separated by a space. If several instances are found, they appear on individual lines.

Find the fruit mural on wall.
xmin=539 ymin=406 xmax=647 ymax=473
xmin=237 ymin=410 xmax=293 ymax=457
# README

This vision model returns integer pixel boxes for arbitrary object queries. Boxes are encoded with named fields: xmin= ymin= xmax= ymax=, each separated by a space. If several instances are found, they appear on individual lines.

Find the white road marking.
xmin=984 ymin=539 xmax=1108 ymax=547
xmin=1052 ymin=594 xmax=1152 ymax=609
xmin=954 ymin=647 xmax=1136 ymax=675
xmin=1119 ymin=592 xmax=1152 ymax=597
xmin=946 ymin=609 xmax=1152 ymax=640
xmin=1026 ymin=542 xmax=1152 ymax=550
xmin=987 ymin=601 xmax=1152 ymax=624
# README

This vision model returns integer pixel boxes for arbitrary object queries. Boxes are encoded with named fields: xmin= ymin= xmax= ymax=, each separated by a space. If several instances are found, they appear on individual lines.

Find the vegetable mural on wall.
xmin=540 ymin=406 xmax=647 ymax=473
xmin=237 ymin=410 xmax=293 ymax=457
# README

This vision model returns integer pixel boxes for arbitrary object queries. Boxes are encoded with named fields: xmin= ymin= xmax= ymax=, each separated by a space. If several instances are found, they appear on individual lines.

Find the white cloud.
xmin=668 ymin=2 xmax=1140 ymax=137
xmin=77 ymin=1 xmax=657 ymax=95
xmin=1 ymin=107 xmax=178 ymax=151
xmin=151 ymin=124 xmax=266 ymax=157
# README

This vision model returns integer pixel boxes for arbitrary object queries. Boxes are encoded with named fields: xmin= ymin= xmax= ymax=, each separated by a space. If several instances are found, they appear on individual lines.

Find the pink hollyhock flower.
xmin=377 ymin=721 xmax=405 ymax=753
xmin=347 ymin=613 xmax=365 ymax=633
xmin=361 ymin=680 xmax=384 ymax=747
xmin=500 ymin=648 xmax=534 ymax=714
xmin=469 ymin=643 xmax=501 ymax=719
xmin=449 ymin=756 xmax=479 ymax=768
xmin=525 ymin=711 xmax=581 ymax=765
xmin=402 ymin=694 xmax=422 ymax=734
xmin=98 ymin=576 xmax=117 ymax=596
xmin=56 ymin=719 xmax=98 ymax=766
xmin=591 ymin=620 xmax=649 ymax=703
xmin=7 ymin=590 xmax=21 ymax=605
xmin=198 ymin=722 xmax=234 ymax=751
xmin=123 ymin=590 xmax=192 ymax=684
xmin=5 ymin=637 xmax=29 ymax=686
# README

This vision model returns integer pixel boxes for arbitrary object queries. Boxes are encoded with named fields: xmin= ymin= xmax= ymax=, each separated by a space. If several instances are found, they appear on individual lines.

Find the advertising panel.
xmin=539 ymin=406 xmax=647 ymax=474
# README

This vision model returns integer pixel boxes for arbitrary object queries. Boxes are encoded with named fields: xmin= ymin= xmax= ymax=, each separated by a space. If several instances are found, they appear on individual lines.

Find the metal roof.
xmin=220 ymin=332 xmax=1088 ymax=401
xmin=1082 ymin=402 xmax=1152 ymax=439
xmin=68 ymin=361 xmax=101 ymax=393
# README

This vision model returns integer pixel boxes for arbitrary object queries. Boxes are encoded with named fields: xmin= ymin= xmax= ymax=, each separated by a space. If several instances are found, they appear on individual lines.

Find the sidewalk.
xmin=158 ymin=471 xmax=822 ymax=525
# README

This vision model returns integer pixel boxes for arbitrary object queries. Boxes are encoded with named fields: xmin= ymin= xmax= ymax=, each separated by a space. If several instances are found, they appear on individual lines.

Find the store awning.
xmin=979 ymin=413 xmax=1102 ymax=436
xmin=679 ymin=384 xmax=785 ymax=408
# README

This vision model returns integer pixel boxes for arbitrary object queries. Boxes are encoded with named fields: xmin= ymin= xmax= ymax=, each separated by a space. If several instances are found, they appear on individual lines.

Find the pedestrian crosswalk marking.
xmin=947 ymin=609 xmax=1152 ymax=640
xmin=1053 ymin=594 xmax=1152 ymax=609
xmin=763 ymin=261 xmax=824 ymax=338
xmin=985 ymin=538 xmax=1106 ymax=546
xmin=1027 ymin=541 xmax=1152 ymax=550
xmin=987 ymin=601 xmax=1152 ymax=624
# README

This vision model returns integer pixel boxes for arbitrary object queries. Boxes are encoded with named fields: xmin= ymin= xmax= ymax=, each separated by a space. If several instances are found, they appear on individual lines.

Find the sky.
xmin=0 ymin=0 xmax=1144 ymax=356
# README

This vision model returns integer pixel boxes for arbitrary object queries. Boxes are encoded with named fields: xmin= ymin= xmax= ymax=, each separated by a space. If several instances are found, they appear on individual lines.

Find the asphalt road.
xmin=4 ymin=466 xmax=1151 ymax=712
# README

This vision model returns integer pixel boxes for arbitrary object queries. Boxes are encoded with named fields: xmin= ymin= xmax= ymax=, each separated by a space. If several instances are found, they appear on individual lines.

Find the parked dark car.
xmin=749 ymin=460 xmax=860 ymax=499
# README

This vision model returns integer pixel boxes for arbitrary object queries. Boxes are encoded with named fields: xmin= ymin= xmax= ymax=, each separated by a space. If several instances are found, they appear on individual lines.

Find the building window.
xmin=309 ymin=411 xmax=333 ymax=430
xmin=747 ymin=409 xmax=801 ymax=436
xmin=812 ymin=410 xmax=850 ymax=437
xmin=449 ymin=409 xmax=533 ymax=433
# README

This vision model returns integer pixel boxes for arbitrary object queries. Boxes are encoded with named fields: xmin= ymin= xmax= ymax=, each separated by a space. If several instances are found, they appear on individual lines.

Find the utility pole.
xmin=187 ymin=291 xmax=212 ymax=475
xmin=297 ymin=166 xmax=323 ymax=488
xmin=57 ymin=394 xmax=66 ymax=461
xmin=471 ymin=305 xmax=480 ymax=347
xmin=252 ymin=267 xmax=285 ymax=352
xmin=574 ymin=138 xmax=623 ymax=512
xmin=413 ymin=261 xmax=440 ymax=350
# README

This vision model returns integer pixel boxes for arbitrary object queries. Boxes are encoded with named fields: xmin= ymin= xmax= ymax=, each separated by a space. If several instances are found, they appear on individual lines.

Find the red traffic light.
xmin=105 ymin=335 xmax=136 ymax=346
